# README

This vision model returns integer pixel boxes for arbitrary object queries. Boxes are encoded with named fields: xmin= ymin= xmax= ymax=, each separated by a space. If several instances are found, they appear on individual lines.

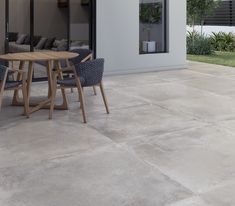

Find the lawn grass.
xmin=187 ymin=51 xmax=235 ymax=67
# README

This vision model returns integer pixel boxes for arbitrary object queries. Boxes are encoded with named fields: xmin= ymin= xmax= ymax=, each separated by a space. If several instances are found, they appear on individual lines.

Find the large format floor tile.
xmin=182 ymin=76 xmax=235 ymax=96
xmin=88 ymin=104 xmax=205 ymax=143
xmin=201 ymin=182 xmax=235 ymax=206
xmin=2 ymin=61 xmax=235 ymax=205
xmin=81 ymin=87 xmax=150 ymax=113
xmin=157 ymin=92 xmax=235 ymax=122
xmin=167 ymin=196 xmax=211 ymax=206
xmin=188 ymin=61 xmax=235 ymax=77
xmin=150 ymin=69 xmax=210 ymax=82
xmin=103 ymin=72 xmax=167 ymax=88
xmin=0 ymin=119 xmax=113 ymax=168
xmin=0 ymin=145 xmax=192 ymax=206
xmin=124 ymin=125 xmax=235 ymax=193
xmin=118 ymin=81 xmax=211 ymax=102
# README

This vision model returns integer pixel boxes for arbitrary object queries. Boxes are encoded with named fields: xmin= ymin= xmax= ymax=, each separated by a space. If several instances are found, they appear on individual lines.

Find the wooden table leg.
xmin=25 ymin=61 xmax=34 ymax=117
xmin=12 ymin=61 xmax=25 ymax=105
xmin=54 ymin=60 xmax=69 ymax=110
xmin=46 ymin=60 xmax=53 ymax=98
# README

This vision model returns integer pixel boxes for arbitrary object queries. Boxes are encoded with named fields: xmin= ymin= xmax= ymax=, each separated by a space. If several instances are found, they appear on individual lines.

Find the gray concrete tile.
xmin=2 ymin=61 xmax=235 ymax=205
xmin=152 ymin=69 xmax=209 ymax=82
xmin=202 ymin=182 xmax=235 ymax=206
xmin=188 ymin=61 xmax=235 ymax=77
xmin=0 ymin=120 xmax=113 ymax=168
xmin=0 ymin=145 xmax=192 ymax=206
xmin=158 ymin=92 xmax=235 ymax=122
xmin=103 ymin=72 xmax=167 ymax=88
xmin=217 ymin=119 xmax=235 ymax=134
xmin=131 ymin=145 xmax=235 ymax=193
xmin=80 ymin=87 xmax=149 ymax=113
xmin=167 ymin=196 xmax=211 ymax=206
xmin=124 ymin=126 xmax=235 ymax=193
xmin=182 ymin=76 xmax=235 ymax=95
xmin=124 ymin=125 xmax=235 ymax=156
xmin=118 ymin=82 xmax=210 ymax=102
xmin=88 ymin=104 xmax=205 ymax=143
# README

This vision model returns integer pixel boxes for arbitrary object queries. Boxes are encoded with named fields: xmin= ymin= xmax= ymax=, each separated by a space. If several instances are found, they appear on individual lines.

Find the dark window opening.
xmin=139 ymin=0 xmax=168 ymax=54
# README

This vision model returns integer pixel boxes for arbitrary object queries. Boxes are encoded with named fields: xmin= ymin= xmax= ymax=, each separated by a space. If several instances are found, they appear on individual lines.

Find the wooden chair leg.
xmin=49 ymin=73 xmax=58 ymax=120
xmin=12 ymin=61 xmax=25 ymax=105
xmin=54 ymin=60 xmax=69 ymax=109
xmin=77 ymin=87 xmax=84 ymax=103
xmin=25 ymin=61 xmax=34 ymax=117
xmin=77 ymin=88 xmax=80 ymax=102
xmin=77 ymin=85 xmax=87 ymax=123
xmin=70 ymin=74 xmax=74 ymax=93
xmin=21 ymin=75 xmax=28 ymax=117
xmin=93 ymin=86 xmax=97 ymax=95
xmin=46 ymin=60 xmax=53 ymax=98
xmin=0 ymin=68 xmax=8 ymax=112
xmin=0 ymin=90 xmax=4 ymax=112
xmin=99 ymin=81 xmax=110 ymax=114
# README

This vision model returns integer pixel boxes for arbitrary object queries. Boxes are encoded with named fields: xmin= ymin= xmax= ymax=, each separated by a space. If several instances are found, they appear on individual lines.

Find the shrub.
xmin=187 ymin=31 xmax=214 ymax=55
xmin=210 ymin=32 xmax=235 ymax=52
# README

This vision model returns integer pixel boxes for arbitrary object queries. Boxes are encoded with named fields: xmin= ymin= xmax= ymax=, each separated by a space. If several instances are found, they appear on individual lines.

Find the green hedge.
xmin=187 ymin=32 xmax=214 ymax=55
xmin=210 ymin=32 xmax=235 ymax=52
xmin=187 ymin=31 xmax=235 ymax=55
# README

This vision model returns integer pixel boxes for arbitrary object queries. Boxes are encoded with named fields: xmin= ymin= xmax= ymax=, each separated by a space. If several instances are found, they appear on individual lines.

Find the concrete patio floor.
xmin=1 ymin=61 xmax=235 ymax=205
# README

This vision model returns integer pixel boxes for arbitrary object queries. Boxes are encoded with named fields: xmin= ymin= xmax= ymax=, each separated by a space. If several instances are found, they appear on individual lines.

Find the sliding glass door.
xmin=5 ymin=0 xmax=96 ymax=80
xmin=6 ymin=0 xmax=31 ymax=53
xmin=33 ymin=0 xmax=69 ymax=79
xmin=70 ymin=0 xmax=90 ymax=51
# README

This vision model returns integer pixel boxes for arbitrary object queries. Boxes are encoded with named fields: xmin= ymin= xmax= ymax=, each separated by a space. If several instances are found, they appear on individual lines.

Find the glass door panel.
xmin=7 ymin=0 xmax=31 ymax=53
xmin=70 ymin=0 xmax=90 ymax=50
xmin=5 ymin=0 xmax=96 ymax=79
xmin=33 ymin=0 xmax=69 ymax=79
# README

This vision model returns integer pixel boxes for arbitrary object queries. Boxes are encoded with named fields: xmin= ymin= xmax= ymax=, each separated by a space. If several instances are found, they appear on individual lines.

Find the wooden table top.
xmin=0 ymin=51 xmax=79 ymax=61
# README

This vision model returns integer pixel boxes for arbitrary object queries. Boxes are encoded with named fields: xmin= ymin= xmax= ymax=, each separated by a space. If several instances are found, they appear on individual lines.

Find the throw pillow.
xmin=16 ymin=34 xmax=27 ymax=44
xmin=44 ymin=37 xmax=56 ymax=49
xmin=53 ymin=40 xmax=60 ymax=48
xmin=24 ymin=35 xmax=31 ymax=45
xmin=33 ymin=36 xmax=42 ymax=47
xmin=57 ymin=39 xmax=68 ymax=51
xmin=35 ymin=38 xmax=48 ymax=50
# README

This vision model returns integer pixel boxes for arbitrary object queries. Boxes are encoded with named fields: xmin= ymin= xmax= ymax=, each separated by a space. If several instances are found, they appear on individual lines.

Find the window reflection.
xmin=139 ymin=0 xmax=167 ymax=54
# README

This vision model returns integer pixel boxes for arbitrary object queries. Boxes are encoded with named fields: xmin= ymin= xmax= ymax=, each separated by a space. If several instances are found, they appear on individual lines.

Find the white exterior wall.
xmin=187 ymin=25 xmax=235 ymax=36
xmin=96 ymin=0 xmax=187 ymax=75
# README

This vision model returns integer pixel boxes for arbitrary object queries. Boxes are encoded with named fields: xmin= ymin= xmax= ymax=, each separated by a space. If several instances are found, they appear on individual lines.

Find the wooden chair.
xmin=62 ymin=49 xmax=97 ymax=95
xmin=0 ymin=65 xmax=27 ymax=113
xmin=49 ymin=58 xmax=109 ymax=123
xmin=0 ymin=60 xmax=15 ymax=80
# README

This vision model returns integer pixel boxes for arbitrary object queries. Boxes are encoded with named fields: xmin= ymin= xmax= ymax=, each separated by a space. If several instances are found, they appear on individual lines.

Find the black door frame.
xmin=4 ymin=0 xmax=9 ymax=54
xmin=5 ymin=0 xmax=97 ymax=80
xmin=90 ymin=0 xmax=96 ymax=58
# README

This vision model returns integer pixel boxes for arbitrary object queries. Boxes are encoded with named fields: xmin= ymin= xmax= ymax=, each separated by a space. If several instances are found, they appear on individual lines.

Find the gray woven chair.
xmin=0 ymin=65 xmax=27 ymax=112
xmin=62 ymin=49 xmax=97 ymax=95
xmin=60 ymin=49 xmax=93 ymax=71
xmin=69 ymin=49 xmax=93 ymax=64
xmin=0 ymin=60 xmax=15 ymax=80
xmin=49 ymin=58 xmax=109 ymax=123
xmin=0 ymin=60 xmax=5 ymax=67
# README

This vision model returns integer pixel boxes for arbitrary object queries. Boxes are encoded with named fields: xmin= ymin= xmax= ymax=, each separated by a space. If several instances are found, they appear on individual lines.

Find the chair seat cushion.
xmin=5 ymin=81 xmax=22 ymax=89
xmin=57 ymin=77 xmax=85 ymax=87
xmin=8 ymin=70 xmax=15 ymax=75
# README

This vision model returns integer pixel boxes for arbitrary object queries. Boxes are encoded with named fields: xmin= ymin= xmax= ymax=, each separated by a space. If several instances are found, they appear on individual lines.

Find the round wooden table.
xmin=0 ymin=51 xmax=78 ymax=116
